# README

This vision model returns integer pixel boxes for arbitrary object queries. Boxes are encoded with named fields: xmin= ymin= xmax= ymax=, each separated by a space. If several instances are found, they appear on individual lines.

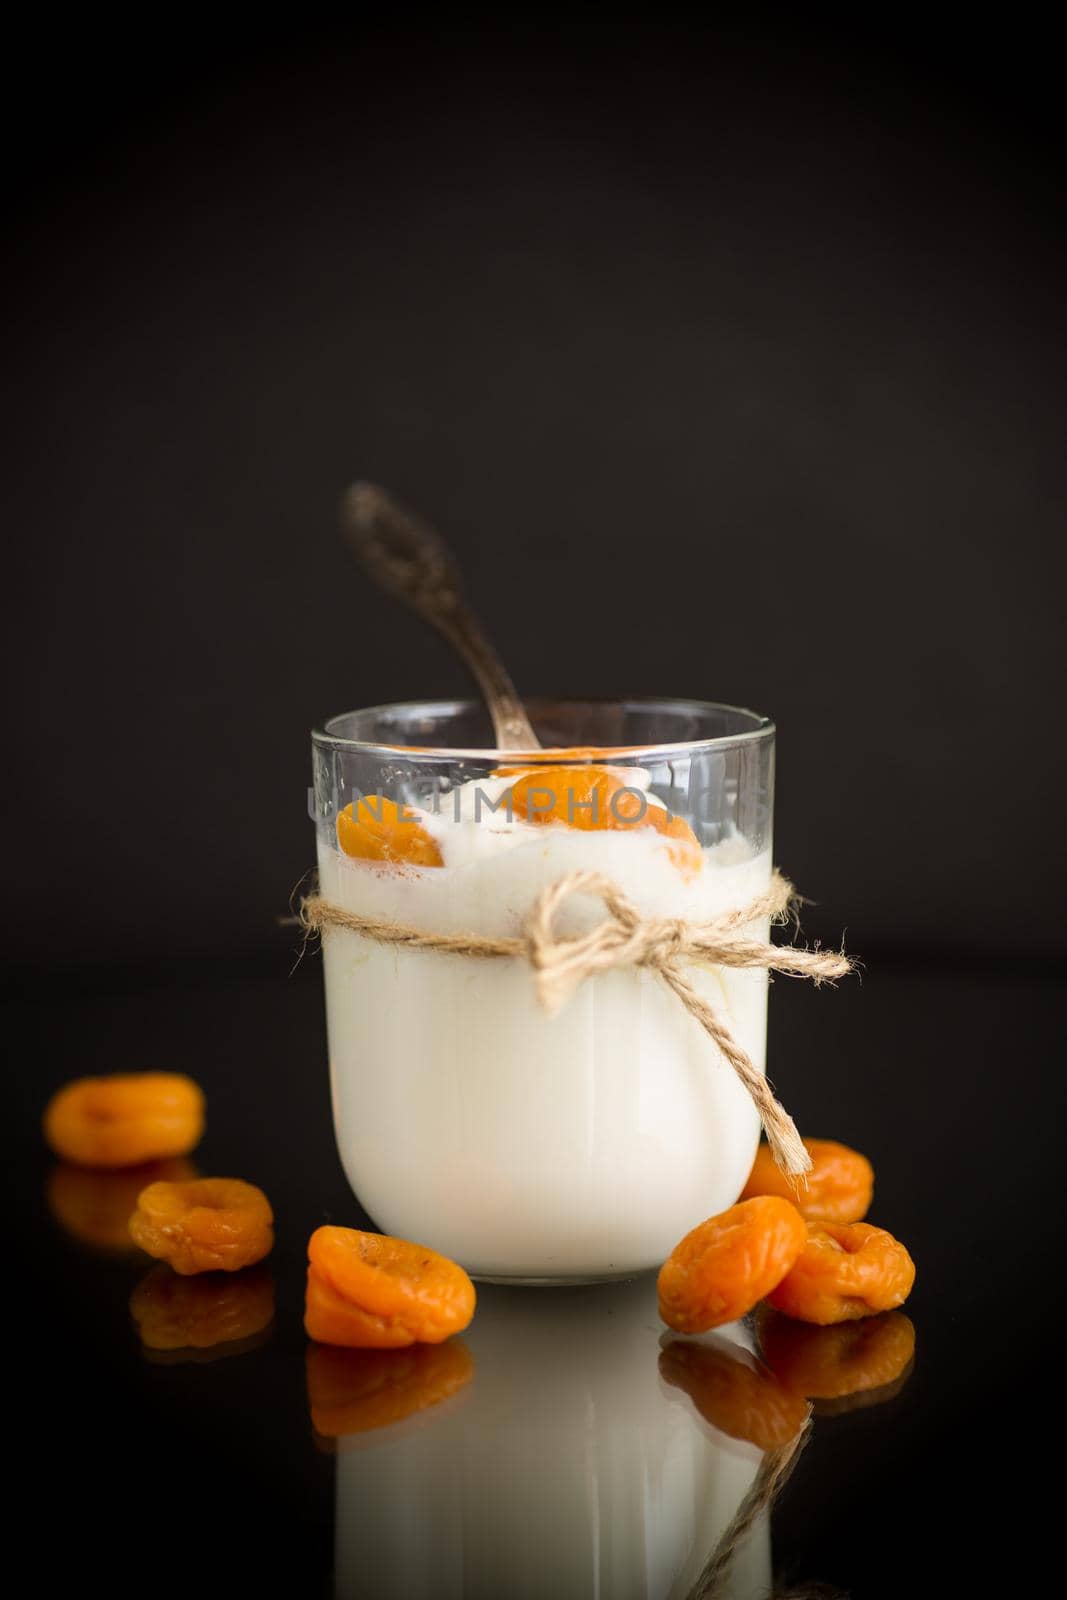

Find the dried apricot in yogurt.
xmin=659 ymin=1336 xmax=809 ymax=1450
xmin=305 ymin=1226 xmax=476 ymax=1348
xmin=766 ymin=1222 xmax=915 ymax=1326
xmin=337 ymin=796 xmax=443 ymax=867
xmin=653 ymin=810 xmax=704 ymax=877
xmin=741 ymin=1138 xmax=874 ymax=1223
xmin=506 ymin=766 xmax=630 ymax=830
xmin=43 ymin=1073 xmax=205 ymax=1169
xmin=657 ymin=1197 xmax=807 ymax=1333
xmin=130 ymin=1263 xmax=274 ymax=1354
xmin=505 ymin=765 xmax=702 ymax=877
xmin=47 ymin=1158 xmax=198 ymax=1252
xmin=758 ymin=1308 xmax=915 ymax=1400
xmin=129 ymin=1177 xmax=274 ymax=1275
xmin=306 ymin=1340 xmax=474 ymax=1437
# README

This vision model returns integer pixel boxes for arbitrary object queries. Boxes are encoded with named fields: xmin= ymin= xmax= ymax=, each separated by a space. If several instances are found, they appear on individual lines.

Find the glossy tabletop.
xmin=11 ymin=954 xmax=1057 ymax=1598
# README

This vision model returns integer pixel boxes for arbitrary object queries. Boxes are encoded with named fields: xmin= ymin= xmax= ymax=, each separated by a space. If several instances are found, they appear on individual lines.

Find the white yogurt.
xmin=318 ymin=777 xmax=771 ymax=1280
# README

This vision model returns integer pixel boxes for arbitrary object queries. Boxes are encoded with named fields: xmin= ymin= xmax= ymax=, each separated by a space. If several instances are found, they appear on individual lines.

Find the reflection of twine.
xmin=299 ymin=868 xmax=851 ymax=1176
xmin=686 ymin=1414 xmax=813 ymax=1600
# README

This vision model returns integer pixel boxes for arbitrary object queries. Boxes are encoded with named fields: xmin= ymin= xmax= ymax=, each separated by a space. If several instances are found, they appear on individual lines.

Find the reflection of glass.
xmin=130 ymin=1264 xmax=274 ymax=1362
xmin=48 ymin=1159 xmax=199 ymax=1253
xmin=329 ymin=1276 xmax=777 ymax=1599
xmin=312 ymin=698 xmax=775 ymax=1283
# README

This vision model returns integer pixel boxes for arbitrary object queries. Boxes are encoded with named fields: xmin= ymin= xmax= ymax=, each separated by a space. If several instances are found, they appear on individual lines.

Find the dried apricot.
xmin=43 ymin=1072 xmax=205 ymax=1168
xmin=337 ymin=796 xmax=443 ymax=867
xmin=505 ymin=764 xmax=702 ymax=876
xmin=766 ymin=1222 xmax=915 ymax=1325
xmin=506 ymin=765 xmax=629 ymax=830
xmin=741 ymin=1138 xmax=874 ymax=1223
xmin=305 ymin=1267 xmax=415 ymax=1348
xmin=659 ymin=1335 xmax=809 ymax=1450
xmin=48 ymin=1158 xmax=198 ymax=1252
xmin=306 ymin=1340 xmax=473 ymax=1437
xmin=131 ymin=1264 xmax=274 ymax=1355
xmin=305 ymin=1226 xmax=476 ymax=1347
xmin=129 ymin=1177 xmax=274 ymax=1274
xmin=654 ymin=809 xmax=705 ymax=877
xmin=757 ymin=1308 xmax=915 ymax=1401
xmin=658 ymin=1197 xmax=807 ymax=1333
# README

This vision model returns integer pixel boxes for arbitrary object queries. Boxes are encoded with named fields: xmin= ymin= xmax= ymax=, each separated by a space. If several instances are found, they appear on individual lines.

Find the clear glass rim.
xmin=312 ymin=697 xmax=774 ymax=762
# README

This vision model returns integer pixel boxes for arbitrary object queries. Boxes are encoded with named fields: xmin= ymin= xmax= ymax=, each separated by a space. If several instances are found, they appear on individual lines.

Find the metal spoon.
xmin=341 ymin=482 xmax=542 ymax=751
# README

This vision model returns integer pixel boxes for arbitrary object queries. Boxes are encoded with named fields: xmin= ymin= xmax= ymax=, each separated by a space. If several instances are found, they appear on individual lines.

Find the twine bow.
xmin=299 ymin=867 xmax=852 ymax=1177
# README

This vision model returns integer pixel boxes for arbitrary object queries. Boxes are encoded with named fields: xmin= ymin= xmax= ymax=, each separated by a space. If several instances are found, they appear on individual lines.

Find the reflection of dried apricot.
xmin=758 ymin=1308 xmax=915 ymax=1400
xmin=741 ymin=1138 xmax=874 ymax=1223
xmin=767 ymin=1222 xmax=915 ymax=1325
xmin=306 ymin=1340 xmax=474 ymax=1437
xmin=305 ymin=1227 xmax=476 ymax=1347
xmin=131 ymin=1264 xmax=274 ymax=1354
xmin=337 ymin=796 xmax=443 ymax=867
xmin=658 ymin=1197 xmax=807 ymax=1333
xmin=129 ymin=1177 xmax=274 ymax=1274
xmin=505 ymin=765 xmax=702 ymax=876
xmin=660 ymin=1336 xmax=809 ymax=1450
xmin=47 ymin=1158 xmax=198 ymax=1252
xmin=43 ymin=1073 xmax=205 ymax=1168
xmin=811 ymin=1368 xmax=914 ymax=1416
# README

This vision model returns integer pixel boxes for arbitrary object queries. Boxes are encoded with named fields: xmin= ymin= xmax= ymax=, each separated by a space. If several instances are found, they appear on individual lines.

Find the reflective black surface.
xmin=12 ymin=956 xmax=1057 ymax=1597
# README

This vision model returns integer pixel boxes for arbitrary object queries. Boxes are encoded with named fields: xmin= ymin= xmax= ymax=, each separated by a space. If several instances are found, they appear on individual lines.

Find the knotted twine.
xmin=298 ymin=867 xmax=852 ymax=1178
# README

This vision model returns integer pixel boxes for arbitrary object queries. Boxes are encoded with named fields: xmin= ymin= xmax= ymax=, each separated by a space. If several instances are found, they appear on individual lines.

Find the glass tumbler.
xmin=310 ymin=698 xmax=774 ymax=1283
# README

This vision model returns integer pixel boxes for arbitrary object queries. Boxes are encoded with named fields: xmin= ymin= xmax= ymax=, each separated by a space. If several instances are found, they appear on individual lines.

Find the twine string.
xmin=299 ymin=867 xmax=852 ymax=1178
xmin=685 ymin=1415 xmax=813 ymax=1600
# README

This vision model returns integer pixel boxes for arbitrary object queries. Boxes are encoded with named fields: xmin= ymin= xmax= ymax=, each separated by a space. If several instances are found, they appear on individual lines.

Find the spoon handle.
xmin=429 ymin=599 xmax=542 ymax=751
xmin=341 ymin=484 xmax=541 ymax=752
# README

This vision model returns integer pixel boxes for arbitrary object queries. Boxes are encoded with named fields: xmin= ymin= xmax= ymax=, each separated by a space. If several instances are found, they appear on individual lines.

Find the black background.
xmin=4 ymin=18 xmax=1065 ymax=1599
xmin=4 ymin=16 xmax=1065 ymax=973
